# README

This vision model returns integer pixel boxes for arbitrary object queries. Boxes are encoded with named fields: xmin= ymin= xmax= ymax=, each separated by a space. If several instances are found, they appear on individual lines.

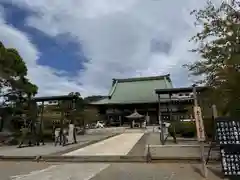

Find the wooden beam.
xmin=193 ymin=85 xmax=208 ymax=178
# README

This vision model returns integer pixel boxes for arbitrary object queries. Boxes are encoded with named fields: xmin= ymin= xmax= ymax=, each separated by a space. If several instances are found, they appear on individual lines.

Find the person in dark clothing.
xmin=35 ymin=122 xmax=44 ymax=146
xmin=168 ymin=123 xmax=177 ymax=143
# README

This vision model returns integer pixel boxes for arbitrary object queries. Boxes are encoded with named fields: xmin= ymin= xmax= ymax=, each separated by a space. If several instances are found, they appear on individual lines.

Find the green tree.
xmin=0 ymin=42 xmax=38 ymax=131
xmin=66 ymin=92 xmax=84 ymax=125
xmin=186 ymin=0 xmax=240 ymax=116
xmin=68 ymin=92 xmax=100 ymax=126
xmin=0 ymin=42 xmax=38 ymax=104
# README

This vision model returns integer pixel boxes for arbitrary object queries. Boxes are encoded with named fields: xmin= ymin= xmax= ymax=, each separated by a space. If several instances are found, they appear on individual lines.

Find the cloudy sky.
xmin=0 ymin=0 xmax=218 ymax=97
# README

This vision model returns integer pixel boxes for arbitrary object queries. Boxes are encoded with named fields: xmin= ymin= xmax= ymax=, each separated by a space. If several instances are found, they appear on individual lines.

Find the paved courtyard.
xmin=128 ymin=132 xmax=219 ymax=160
xmin=65 ymin=133 xmax=144 ymax=156
xmin=0 ymin=161 xmax=224 ymax=180
xmin=0 ymin=133 xmax=116 ymax=156
xmin=0 ymin=130 xmax=225 ymax=179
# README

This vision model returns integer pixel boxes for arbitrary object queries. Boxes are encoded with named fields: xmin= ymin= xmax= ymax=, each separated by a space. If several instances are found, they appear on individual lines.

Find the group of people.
xmin=18 ymin=121 xmax=44 ymax=148
xmin=54 ymin=123 xmax=77 ymax=146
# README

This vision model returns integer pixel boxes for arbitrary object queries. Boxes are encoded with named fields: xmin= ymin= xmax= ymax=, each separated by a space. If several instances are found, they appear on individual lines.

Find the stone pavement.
xmin=128 ymin=132 xmax=219 ymax=160
xmin=127 ymin=133 xmax=148 ymax=156
xmin=65 ymin=133 xmax=144 ymax=156
xmin=0 ymin=130 xmax=225 ymax=180
xmin=146 ymin=132 xmax=199 ymax=145
xmin=91 ymin=163 xmax=224 ymax=180
xmin=0 ymin=133 xmax=116 ymax=157
xmin=0 ymin=161 xmax=225 ymax=180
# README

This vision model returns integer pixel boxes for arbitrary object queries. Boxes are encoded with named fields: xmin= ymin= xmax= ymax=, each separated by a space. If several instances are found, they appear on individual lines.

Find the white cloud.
xmin=1 ymin=0 xmax=221 ymax=96
xmin=0 ymin=6 xmax=86 ymax=96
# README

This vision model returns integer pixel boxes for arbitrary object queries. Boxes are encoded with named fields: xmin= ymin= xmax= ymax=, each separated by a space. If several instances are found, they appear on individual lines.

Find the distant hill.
xmin=84 ymin=95 xmax=107 ymax=103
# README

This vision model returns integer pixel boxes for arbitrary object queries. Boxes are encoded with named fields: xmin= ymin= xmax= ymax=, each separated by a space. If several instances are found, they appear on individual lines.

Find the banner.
xmin=194 ymin=106 xmax=206 ymax=142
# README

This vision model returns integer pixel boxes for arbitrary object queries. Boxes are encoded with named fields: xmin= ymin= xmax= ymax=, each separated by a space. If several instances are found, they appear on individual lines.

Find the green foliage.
xmin=40 ymin=92 xmax=99 ymax=128
xmin=170 ymin=119 xmax=214 ymax=139
xmin=82 ymin=107 xmax=100 ymax=124
xmin=68 ymin=92 xmax=101 ymax=125
xmin=0 ymin=42 xmax=38 ymax=132
xmin=185 ymin=0 xmax=240 ymax=116
xmin=42 ymin=129 xmax=54 ymax=141
xmin=0 ymin=41 xmax=38 ymax=104
xmin=203 ymin=117 xmax=214 ymax=138
xmin=171 ymin=121 xmax=196 ymax=138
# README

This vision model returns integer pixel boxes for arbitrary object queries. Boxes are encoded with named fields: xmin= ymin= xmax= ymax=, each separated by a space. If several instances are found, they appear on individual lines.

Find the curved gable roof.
xmin=91 ymin=74 xmax=173 ymax=105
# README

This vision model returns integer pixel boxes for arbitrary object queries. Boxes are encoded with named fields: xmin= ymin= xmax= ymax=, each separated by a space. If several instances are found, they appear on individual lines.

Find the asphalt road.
xmin=0 ymin=161 xmax=224 ymax=180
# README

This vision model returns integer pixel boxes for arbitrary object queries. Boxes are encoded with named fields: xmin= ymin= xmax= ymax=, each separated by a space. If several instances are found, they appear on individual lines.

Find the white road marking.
xmin=64 ymin=133 xmax=144 ymax=156
xmin=10 ymin=132 xmax=143 ymax=180
xmin=11 ymin=166 xmax=58 ymax=179
xmin=11 ymin=164 xmax=110 ymax=180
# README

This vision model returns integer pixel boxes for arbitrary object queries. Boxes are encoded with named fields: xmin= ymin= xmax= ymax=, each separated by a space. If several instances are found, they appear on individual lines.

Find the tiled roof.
xmin=91 ymin=74 xmax=173 ymax=105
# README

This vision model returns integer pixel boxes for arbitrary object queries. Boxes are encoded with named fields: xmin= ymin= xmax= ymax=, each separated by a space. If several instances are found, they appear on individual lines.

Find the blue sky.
xmin=0 ymin=0 xmax=216 ymax=97
xmin=3 ymin=3 xmax=85 ymax=76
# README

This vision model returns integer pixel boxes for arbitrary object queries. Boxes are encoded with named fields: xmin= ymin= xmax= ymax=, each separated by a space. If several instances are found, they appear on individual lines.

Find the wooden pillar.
xmin=59 ymin=100 xmax=64 ymax=145
xmin=193 ymin=85 xmax=208 ymax=178
xmin=169 ymin=94 xmax=173 ymax=121
xmin=158 ymin=94 xmax=164 ymax=145
xmin=212 ymin=104 xmax=218 ymax=141
xmin=155 ymin=106 xmax=158 ymax=125
xmin=146 ymin=111 xmax=149 ymax=126
xmin=40 ymin=101 xmax=44 ymax=133
xmin=119 ymin=116 xmax=122 ymax=126
xmin=72 ymin=98 xmax=77 ymax=143
xmin=39 ymin=101 xmax=45 ymax=145
xmin=169 ymin=93 xmax=177 ymax=143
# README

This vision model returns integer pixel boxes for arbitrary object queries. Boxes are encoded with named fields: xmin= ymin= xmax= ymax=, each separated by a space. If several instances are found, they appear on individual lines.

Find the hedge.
xmin=169 ymin=118 xmax=214 ymax=139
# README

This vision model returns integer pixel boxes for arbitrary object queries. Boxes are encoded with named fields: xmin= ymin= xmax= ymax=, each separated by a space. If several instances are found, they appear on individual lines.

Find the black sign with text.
xmin=216 ymin=117 xmax=240 ymax=177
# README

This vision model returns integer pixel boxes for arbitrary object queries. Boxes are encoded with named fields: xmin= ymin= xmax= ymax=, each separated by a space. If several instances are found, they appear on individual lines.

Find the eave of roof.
xmin=113 ymin=74 xmax=171 ymax=83
xmin=32 ymin=95 xmax=79 ymax=102
xmin=155 ymin=86 xmax=208 ymax=94
xmin=90 ymin=96 xmax=194 ymax=105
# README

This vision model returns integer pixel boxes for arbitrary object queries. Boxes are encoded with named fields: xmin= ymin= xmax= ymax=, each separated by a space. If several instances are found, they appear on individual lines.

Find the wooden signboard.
xmin=215 ymin=117 xmax=240 ymax=178
xmin=194 ymin=106 xmax=206 ymax=142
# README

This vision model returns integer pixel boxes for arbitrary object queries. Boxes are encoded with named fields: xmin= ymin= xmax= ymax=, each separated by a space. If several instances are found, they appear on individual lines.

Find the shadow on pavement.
xmin=191 ymin=165 xmax=204 ymax=178
xmin=208 ymin=166 xmax=224 ymax=179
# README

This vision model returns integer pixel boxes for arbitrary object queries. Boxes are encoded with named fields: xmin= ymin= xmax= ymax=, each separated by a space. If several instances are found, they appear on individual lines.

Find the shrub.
xmin=180 ymin=121 xmax=196 ymax=138
xmin=42 ymin=129 xmax=54 ymax=142
xmin=203 ymin=117 xmax=214 ymax=139
xmin=169 ymin=121 xmax=196 ymax=138
xmin=170 ymin=118 xmax=214 ymax=139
